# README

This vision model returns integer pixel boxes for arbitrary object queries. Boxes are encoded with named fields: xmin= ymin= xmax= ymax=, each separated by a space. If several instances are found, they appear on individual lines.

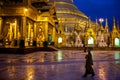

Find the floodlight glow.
xmin=24 ymin=8 xmax=28 ymax=12
xmin=99 ymin=18 xmax=104 ymax=23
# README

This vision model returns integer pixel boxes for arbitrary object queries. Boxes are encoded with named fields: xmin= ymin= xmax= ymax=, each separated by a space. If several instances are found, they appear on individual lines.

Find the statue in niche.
xmin=97 ymin=34 xmax=107 ymax=47
xmin=75 ymin=33 xmax=83 ymax=47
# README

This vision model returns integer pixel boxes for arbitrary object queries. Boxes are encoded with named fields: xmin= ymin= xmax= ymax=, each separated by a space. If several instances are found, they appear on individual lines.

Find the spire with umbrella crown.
xmin=105 ymin=18 xmax=109 ymax=33
xmin=99 ymin=18 xmax=104 ymax=31
xmin=112 ymin=17 xmax=117 ymax=30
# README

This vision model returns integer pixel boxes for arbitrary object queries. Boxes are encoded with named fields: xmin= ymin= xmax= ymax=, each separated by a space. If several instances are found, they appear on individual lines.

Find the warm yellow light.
xmin=98 ymin=68 xmax=106 ymax=80
xmin=24 ymin=8 xmax=28 ymax=12
xmin=58 ymin=37 xmax=62 ymax=43
xmin=26 ymin=66 xmax=34 ymax=80
xmin=12 ymin=23 xmax=16 ymax=25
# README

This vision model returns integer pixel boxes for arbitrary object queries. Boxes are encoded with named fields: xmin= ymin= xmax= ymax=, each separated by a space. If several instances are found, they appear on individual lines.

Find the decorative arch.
xmin=115 ymin=38 xmax=120 ymax=47
xmin=88 ymin=37 xmax=94 ymax=44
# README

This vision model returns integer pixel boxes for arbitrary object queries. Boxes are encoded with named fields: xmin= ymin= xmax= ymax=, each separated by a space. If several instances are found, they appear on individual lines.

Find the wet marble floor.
xmin=0 ymin=50 xmax=120 ymax=80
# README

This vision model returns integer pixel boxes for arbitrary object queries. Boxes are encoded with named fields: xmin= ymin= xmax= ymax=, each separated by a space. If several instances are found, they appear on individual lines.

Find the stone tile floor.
xmin=0 ymin=50 xmax=120 ymax=80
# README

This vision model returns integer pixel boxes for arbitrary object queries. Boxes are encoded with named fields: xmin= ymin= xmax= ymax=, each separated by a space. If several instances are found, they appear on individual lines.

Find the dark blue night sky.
xmin=74 ymin=0 xmax=120 ymax=30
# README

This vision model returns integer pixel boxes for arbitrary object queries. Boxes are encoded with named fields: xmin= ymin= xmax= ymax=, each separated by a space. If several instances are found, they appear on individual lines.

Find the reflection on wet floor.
xmin=0 ymin=51 xmax=120 ymax=65
xmin=0 ymin=50 xmax=120 ymax=64
xmin=0 ymin=50 xmax=120 ymax=80
xmin=114 ymin=51 xmax=120 ymax=64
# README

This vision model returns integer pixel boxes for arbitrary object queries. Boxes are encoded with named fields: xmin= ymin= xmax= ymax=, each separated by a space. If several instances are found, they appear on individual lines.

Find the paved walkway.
xmin=0 ymin=50 xmax=120 ymax=80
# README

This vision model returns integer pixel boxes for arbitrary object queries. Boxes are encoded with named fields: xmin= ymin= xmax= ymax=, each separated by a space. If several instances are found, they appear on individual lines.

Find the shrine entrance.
xmin=88 ymin=37 xmax=94 ymax=44
xmin=115 ymin=38 xmax=120 ymax=47
xmin=88 ymin=37 xmax=94 ymax=47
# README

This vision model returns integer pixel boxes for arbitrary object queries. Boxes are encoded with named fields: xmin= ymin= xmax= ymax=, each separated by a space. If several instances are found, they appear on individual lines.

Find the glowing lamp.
xmin=99 ymin=18 xmax=104 ymax=23
xmin=24 ymin=8 xmax=28 ymax=12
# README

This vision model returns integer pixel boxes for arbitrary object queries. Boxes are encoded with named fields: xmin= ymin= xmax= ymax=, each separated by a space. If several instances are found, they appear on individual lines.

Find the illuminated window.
xmin=58 ymin=37 xmax=62 ymax=43
xmin=88 ymin=37 xmax=94 ymax=44
xmin=115 ymin=38 xmax=120 ymax=47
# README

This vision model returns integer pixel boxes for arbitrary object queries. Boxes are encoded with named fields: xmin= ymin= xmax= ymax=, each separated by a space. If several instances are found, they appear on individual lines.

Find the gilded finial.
xmin=113 ymin=17 xmax=116 ymax=29
xmin=105 ymin=18 xmax=108 ymax=28
xmin=95 ymin=18 xmax=98 ymax=25
xmin=117 ymin=21 xmax=119 ymax=30
xmin=105 ymin=18 xmax=109 ymax=32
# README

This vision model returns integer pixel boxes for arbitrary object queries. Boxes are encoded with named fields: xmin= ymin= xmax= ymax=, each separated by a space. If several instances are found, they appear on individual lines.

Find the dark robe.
xmin=83 ymin=51 xmax=95 ymax=77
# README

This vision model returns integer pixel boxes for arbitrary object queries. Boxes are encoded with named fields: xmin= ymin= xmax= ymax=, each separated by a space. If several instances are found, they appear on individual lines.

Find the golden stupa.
xmin=50 ymin=0 xmax=88 ymax=30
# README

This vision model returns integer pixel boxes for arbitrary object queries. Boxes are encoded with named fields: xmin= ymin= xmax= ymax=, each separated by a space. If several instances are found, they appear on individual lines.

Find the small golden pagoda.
xmin=110 ymin=18 xmax=120 ymax=47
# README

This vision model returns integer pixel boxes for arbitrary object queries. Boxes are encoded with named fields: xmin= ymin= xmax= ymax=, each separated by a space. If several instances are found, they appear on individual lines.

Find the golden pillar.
xmin=13 ymin=18 xmax=17 ymax=46
xmin=19 ymin=16 xmax=26 ymax=47
xmin=0 ymin=17 xmax=2 ymax=35
xmin=28 ymin=23 xmax=31 ymax=40
xmin=9 ymin=23 xmax=13 ymax=42
xmin=33 ymin=23 xmax=37 ymax=46
xmin=22 ymin=16 xmax=26 ymax=39
xmin=44 ymin=22 xmax=48 ymax=41
xmin=0 ymin=17 xmax=3 ymax=42
xmin=26 ymin=23 xmax=31 ymax=46
xmin=14 ymin=19 xmax=17 ymax=39
xmin=33 ymin=23 xmax=37 ymax=39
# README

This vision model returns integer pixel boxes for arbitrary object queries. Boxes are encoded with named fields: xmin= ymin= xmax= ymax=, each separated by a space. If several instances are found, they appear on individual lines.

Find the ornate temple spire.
xmin=95 ymin=18 xmax=98 ymax=32
xmin=99 ymin=18 xmax=104 ymax=31
xmin=105 ymin=18 xmax=108 ymax=28
xmin=112 ymin=17 xmax=117 ymax=30
xmin=117 ymin=21 xmax=120 ymax=30
xmin=95 ymin=18 xmax=99 ymax=28
xmin=105 ymin=18 xmax=109 ymax=32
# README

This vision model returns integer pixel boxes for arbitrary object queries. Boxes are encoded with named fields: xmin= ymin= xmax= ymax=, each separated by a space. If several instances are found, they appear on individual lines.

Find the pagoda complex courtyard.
xmin=0 ymin=50 xmax=120 ymax=80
